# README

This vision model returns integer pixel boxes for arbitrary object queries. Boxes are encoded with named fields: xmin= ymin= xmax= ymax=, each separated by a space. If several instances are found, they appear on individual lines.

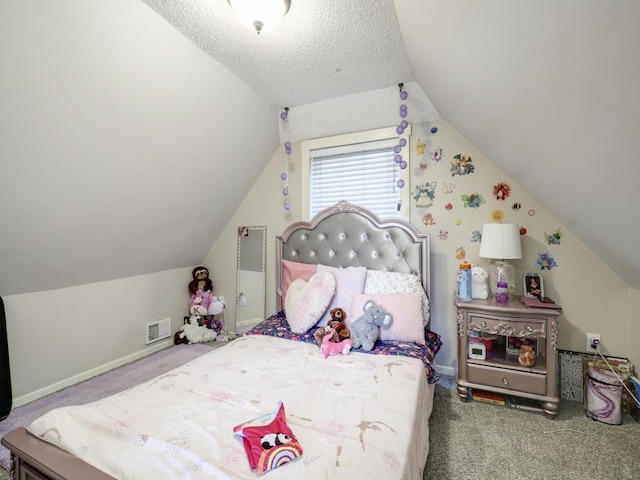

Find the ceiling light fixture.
xmin=227 ymin=0 xmax=291 ymax=35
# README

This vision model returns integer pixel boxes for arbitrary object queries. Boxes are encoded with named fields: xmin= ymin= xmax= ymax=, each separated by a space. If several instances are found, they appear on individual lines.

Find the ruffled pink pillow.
xmin=349 ymin=292 xmax=425 ymax=344
xmin=285 ymin=271 xmax=336 ymax=334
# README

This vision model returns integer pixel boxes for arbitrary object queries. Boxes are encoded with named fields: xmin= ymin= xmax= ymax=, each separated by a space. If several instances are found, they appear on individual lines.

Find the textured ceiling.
xmin=142 ymin=0 xmax=414 ymax=108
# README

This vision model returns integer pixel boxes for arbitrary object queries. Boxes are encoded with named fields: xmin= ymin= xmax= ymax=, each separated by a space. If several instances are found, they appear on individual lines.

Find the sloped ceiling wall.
xmin=1 ymin=0 xmax=639 ymax=296
xmin=0 ymin=0 xmax=278 ymax=295
xmin=395 ymin=0 xmax=640 ymax=289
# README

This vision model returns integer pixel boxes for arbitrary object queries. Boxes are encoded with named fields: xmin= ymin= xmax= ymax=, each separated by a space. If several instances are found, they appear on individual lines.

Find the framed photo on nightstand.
xmin=523 ymin=273 xmax=544 ymax=299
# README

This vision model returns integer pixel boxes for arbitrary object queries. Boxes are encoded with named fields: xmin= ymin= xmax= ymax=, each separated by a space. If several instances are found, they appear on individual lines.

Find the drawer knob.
xmin=526 ymin=326 xmax=533 ymax=332
xmin=502 ymin=377 xmax=509 ymax=386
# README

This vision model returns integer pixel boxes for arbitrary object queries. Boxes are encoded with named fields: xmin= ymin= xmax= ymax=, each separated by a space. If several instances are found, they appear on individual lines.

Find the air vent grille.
xmin=146 ymin=317 xmax=171 ymax=344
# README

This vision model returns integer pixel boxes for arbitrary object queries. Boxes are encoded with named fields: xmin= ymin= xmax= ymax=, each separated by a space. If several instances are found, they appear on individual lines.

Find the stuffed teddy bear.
xmin=189 ymin=266 xmax=213 ymax=296
xmin=350 ymin=300 xmax=393 ymax=351
xmin=320 ymin=332 xmax=353 ymax=358
xmin=471 ymin=266 xmax=489 ymax=300
xmin=314 ymin=326 xmax=338 ymax=346
xmin=174 ymin=315 xmax=218 ymax=344
xmin=327 ymin=307 xmax=350 ymax=340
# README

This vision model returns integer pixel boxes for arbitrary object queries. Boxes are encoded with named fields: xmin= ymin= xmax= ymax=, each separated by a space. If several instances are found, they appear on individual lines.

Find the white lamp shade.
xmin=208 ymin=298 xmax=225 ymax=315
xmin=228 ymin=0 xmax=291 ymax=34
xmin=478 ymin=224 xmax=522 ymax=260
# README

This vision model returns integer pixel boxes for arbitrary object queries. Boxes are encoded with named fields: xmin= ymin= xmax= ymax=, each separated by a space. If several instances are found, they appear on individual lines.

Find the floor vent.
xmin=146 ymin=317 xmax=171 ymax=344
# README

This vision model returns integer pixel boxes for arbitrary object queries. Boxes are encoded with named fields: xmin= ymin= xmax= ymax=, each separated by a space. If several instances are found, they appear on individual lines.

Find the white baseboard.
xmin=13 ymin=338 xmax=174 ymax=408
xmin=435 ymin=364 xmax=455 ymax=378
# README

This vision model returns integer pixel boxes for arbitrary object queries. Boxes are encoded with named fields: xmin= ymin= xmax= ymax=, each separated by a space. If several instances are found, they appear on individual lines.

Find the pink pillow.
xmin=316 ymin=264 xmax=367 ymax=326
xmin=285 ymin=271 xmax=336 ymax=334
xmin=281 ymin=260 xmax=318 ymax=304
xmin=349 ymin=293 xmax=425 ymax=344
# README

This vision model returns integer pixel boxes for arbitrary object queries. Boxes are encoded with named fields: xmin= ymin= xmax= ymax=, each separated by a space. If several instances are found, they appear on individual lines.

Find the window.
xmin=301 ymin=126 xmax=410 ymax=220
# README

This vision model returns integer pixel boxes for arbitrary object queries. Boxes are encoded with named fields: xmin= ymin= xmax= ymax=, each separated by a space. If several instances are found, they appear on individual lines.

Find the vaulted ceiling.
xmin=1 ymin=0 xmax=638 ymax=295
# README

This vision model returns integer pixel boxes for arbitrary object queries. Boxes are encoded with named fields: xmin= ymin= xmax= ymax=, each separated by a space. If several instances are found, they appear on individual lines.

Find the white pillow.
xmin=363 ymin=270 xmax=430 ymax=326
xmin=285 ymin=271 xmax=336 ymax=334
xmin=316 ymin=264 xmax=367 ymax=326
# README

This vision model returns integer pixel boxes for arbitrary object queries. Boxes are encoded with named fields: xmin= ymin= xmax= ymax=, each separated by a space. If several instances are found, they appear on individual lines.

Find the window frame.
xmin=301 ymin=126 xmax=411 ymax=221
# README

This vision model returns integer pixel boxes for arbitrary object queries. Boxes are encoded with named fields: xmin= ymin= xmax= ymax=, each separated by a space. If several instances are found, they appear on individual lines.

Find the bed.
xmin=1 ymin=201 xmax=441 ymax=480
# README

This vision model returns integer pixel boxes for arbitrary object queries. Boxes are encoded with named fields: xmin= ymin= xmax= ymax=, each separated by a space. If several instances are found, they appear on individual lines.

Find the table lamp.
xmin=478 ymin=223 xmax=522 ymax=298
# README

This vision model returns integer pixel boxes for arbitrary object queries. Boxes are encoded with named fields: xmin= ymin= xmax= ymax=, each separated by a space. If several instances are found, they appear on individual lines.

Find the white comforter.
xmin=28 ymin=335 xmax=434 ymax=479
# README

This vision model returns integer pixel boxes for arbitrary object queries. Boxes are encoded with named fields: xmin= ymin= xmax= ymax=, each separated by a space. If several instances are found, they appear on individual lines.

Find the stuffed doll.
xmin=471 ymin=266 xmax=489 ymax=300
xmin=189 ymin=266 xmax=213 ymax=295
xmin=314 ymin=326 xmax=338 ymax=346
xmin=175 ymin=315 xmax=218 ymax=344
xmin=189 ymin=288 xmax=214 ymax=315
xmin=327 ymin=307 xmax=350 ymax=340
xmin=320 ymin=332 xmax=353 ymax=358
xmin=350 ymin=300 xmax=393 ymax=351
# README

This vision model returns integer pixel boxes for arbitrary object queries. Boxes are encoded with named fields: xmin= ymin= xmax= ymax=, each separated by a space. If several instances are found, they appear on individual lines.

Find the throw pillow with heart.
xmin=285 ymin=271 xmax=336 ymax=334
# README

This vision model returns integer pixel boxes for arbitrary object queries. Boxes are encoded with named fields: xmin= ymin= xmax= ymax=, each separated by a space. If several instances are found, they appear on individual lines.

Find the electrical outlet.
xmin=586 ymin=333 xmax=601 ymax=352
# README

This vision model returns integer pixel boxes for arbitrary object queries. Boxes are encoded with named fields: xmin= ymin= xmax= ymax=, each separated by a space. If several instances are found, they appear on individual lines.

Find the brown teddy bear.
xmin=314 ymin=326 xmax=338 ymax=346
xmin=327 ymin=307 xmax=350 ymax=340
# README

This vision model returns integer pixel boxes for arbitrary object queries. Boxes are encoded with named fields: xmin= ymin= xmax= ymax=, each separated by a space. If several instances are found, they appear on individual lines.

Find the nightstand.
xmin=455 ymin=298 xmax=561 ymax=419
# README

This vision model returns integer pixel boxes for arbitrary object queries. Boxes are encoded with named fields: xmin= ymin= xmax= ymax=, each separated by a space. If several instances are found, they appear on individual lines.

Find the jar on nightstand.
xmin=495 ymin=281 xmax=509 ymax=303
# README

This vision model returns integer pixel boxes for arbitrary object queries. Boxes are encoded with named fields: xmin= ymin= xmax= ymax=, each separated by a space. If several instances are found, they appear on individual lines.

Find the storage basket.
xmin=585 ymin=367 xmax=623 ymax=425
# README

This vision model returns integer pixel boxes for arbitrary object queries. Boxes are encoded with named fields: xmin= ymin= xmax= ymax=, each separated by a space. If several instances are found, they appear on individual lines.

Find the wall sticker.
xmin=450 ymin=153 xmax=475 ymax=176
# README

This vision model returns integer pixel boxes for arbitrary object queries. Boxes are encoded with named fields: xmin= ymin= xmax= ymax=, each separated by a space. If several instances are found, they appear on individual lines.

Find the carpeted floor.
xmin=425 ymin=376 xmax=638 ymax=480
xmin=1 ymin=353 xmax=637 ymax=480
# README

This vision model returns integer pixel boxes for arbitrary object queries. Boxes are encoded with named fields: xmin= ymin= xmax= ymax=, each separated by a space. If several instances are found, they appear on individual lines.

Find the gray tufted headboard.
xmin=275 ymin=201 xmax=430 ymax=311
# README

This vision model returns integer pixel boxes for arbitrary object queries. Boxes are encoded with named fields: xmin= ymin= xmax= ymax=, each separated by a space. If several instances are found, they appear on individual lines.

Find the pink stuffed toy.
xmin=189 ymin=288 xmax=213 ymax=315
xmin=320 ymin=332 xmax=353 ymax=359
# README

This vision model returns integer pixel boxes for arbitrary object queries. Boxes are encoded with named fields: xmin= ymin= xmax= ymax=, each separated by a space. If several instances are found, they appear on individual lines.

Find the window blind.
xmin=309 ymin=141 xmax=401 ymax=219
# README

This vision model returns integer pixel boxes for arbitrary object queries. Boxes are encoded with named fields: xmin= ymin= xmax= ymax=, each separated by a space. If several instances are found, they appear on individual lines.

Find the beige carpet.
xmin=425 ymin=376 xmax=638 ymax=480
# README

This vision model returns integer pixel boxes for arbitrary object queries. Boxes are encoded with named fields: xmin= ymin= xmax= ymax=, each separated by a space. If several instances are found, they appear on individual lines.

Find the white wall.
xmin=5 ymin=267 xmax=193 ymax=405
xmin=206 ymin=119 xmax=637 ymax=373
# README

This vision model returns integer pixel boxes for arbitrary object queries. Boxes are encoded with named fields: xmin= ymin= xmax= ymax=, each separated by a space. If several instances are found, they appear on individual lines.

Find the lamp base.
xmin=488 ymin=260 xmax=516 ymax=298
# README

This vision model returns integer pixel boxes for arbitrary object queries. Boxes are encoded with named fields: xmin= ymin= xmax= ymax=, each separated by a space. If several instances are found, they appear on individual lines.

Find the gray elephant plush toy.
xmin=350 ymin=300 xmax=393 ymax=351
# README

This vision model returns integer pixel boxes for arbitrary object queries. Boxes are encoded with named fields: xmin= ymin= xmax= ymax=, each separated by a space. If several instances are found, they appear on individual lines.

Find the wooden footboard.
xmin=2 ymin=427 xmax=115 ymax=480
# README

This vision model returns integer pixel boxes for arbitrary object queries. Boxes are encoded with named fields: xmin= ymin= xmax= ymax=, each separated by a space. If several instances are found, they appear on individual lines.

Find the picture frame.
xmin=523 ymin=273 xmax=544 ymax=299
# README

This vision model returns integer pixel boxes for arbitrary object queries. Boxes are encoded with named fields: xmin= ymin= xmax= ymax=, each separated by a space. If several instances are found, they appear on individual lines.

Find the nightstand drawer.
xmin=468 ymin=314 xmax=546 ymax=338
xmin=468 ymin=364 xmax=546 ymax=395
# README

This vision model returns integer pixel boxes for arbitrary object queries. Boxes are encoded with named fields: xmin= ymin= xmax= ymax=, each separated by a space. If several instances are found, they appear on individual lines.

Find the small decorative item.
xmin=518 ymin=345 xmax=536 ymax=367
xmin=422 ymin=212 xmax=436 ymax=226
xmin=413 ymin=182 xmax=436 ymax=207
xmin=416 ymin=138 xmax=426 ymax=155
xmin=471 ymin=266 xmax=488 ymax=299
xmin=523 ymin=273 xmax=544 ymax=299
xmin=450 ymin=153 xmax=474 ymax=176
xmin=445 ymin=202 xmax=453 ymax=211
xmin=438 ymin=229 xmax=448 ymax=240
xmin=395 ymin=83 xmax=409 ymax=188
xmin=492 ymin=182 xmax=511 ymax=201
xmin=491 ymin=209 xmax=504 ymax=222
xmin=495 ymin=281 xmax=509 ymax=303
xmin=536 ymin=252 xmax=558 ymax=270
xmin=470 ymin=230 xmax=482 ymax=243
xmin=455 ymin=246 xmax=466 ymax=259
xmin=442 ymin=181 xmax=455 ymax=194
xmin=461 ymin=192 xmax=485 ymax=208
xmin=279 ymin=107 xmax=292 ymax=211
xmin=457 ymin=261 xmax=473 ymax=302
xmin=512 ymin=202 xmax=522 ymax=211
xmin=544 ymin=228 xmax=563 ymax=245
xmin=430 ymin=146 xmax=443 ymax=163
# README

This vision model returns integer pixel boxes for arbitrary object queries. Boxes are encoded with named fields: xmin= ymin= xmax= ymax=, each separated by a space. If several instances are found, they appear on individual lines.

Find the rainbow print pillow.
xmin=233 ymin=402 xmax=303 ymax=476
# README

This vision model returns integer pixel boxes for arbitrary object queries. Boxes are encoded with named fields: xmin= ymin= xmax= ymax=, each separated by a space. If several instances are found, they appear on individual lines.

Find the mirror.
xmin=235 ymin=226 xmax=267 ymax=334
